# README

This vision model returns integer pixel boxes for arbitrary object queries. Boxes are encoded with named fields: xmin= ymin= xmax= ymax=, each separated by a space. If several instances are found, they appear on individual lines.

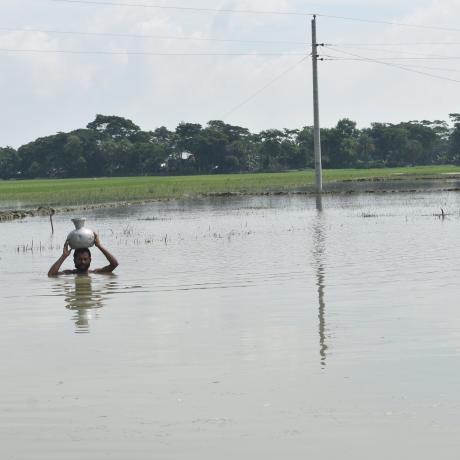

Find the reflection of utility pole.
xmin=313 ymin=213 xmax=327 ymax=368
xmin=317 ymin=262 xmax=327 ymax=367
xmin=315 ymin=194 xmax=323 ymax=212
xmin=311 ymin=15 xmax=322 ymax=194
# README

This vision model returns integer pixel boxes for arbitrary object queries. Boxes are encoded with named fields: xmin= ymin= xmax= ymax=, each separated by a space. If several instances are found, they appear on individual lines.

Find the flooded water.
xmin=1 ymin=192 xmax=460 ymax=459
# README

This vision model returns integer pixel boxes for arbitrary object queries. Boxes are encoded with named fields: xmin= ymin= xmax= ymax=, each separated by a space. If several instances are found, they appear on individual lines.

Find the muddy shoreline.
xmin=2 ymin=176 xmax=460 ymax=222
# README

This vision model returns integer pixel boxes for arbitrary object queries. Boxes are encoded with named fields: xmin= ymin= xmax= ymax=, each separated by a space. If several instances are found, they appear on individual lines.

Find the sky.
xmin=1 ymin=0 xmax=459 ymax=147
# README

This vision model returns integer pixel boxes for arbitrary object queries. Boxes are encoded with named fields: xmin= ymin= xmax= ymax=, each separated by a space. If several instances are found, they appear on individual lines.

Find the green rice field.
xmin=1 ymin=165 xmax=460 ymax=207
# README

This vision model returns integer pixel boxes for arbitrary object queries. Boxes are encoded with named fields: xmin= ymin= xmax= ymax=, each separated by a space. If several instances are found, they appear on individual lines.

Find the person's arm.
xmin=48 ymin=241 xmax=72 ymax=276
xmin=93 ymin=233 xmax=119 ymax=273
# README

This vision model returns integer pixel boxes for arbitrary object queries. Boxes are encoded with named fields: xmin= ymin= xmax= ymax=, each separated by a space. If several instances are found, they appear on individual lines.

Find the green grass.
xmin=1 ymin=165 xmax=460 ymax=207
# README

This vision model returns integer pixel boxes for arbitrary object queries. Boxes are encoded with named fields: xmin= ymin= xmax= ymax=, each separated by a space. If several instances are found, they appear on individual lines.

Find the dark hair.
xmin=73 ymin=247 xmax=92 ymax=261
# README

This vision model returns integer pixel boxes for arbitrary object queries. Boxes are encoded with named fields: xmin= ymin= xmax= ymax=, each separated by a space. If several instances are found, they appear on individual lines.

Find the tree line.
xmin=2 ymin=114 xmax=460 ymax=179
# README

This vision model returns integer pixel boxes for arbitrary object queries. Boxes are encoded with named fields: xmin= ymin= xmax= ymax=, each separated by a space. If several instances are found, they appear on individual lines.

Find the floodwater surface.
xmin=1 ymin=192 xmax=460 ymax=459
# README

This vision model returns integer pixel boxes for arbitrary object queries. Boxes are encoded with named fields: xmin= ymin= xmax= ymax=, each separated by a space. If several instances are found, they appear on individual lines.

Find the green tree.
xmin=448 ymin=113 xmax=460 ymax=164
xmin=87 ymin=115 xmax=140 ymax=140
xmin=194 ymin=127 xmax=227 ymax=172
xmin=356 ymin=131 xmax=376 ymax=167
xmin=17 ymin=133 xmax=68 ymax=178
xmin=4 ymin=114 xmax=458 ymax=178
xmin=321 ymin=119 xmax=359 ymax=168
xmin=257 ymin=129 xmax=285 ymax=171
xmin=368 ymin=123 xmax=409 ymax=166
xmin=0 ymin=147 xmax=20 ymax=178
xmin=175 ymin=123 xmax=202 ymax=155
xmin=63 ymin=134 xmax=87 ymax=177
xmin=296 ymin=127 xmax=314 ymax=168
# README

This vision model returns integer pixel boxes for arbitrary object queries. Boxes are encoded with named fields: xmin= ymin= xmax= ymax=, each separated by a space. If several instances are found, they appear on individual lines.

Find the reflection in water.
xmin=60 ymin=276 xmax=116 ymax=334
xmin=315 ymin=194 xmax=323 ymax=212
xmin=313 ymin=196 xmax=327 ymax=367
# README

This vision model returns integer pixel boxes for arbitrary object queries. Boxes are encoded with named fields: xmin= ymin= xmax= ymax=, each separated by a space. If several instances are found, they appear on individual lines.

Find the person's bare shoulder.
xmin=48 ymin=269 xmax=76 ymax=277
xmin=91 ymin=267 xmax=117 ymax=274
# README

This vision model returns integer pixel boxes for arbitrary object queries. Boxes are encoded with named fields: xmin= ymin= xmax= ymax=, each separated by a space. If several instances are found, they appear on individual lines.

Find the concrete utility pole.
xmin=311 ymin=15 xmax=322 ymax=194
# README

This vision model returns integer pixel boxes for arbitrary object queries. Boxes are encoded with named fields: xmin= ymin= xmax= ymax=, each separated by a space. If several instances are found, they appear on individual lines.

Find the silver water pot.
xmin=67 ymin=218 xmax=95 ymax=249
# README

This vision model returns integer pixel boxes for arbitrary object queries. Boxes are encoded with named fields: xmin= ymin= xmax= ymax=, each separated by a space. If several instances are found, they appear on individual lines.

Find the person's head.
xmin=73 ymin=248 xmax=91 ymax=272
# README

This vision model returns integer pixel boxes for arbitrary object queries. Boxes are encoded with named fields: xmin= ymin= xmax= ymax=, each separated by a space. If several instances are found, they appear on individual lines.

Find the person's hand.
xmin=94 ymin=232 xmax=101 ymax=248
xmin=62 ymin=240 xmax=71 ymax=257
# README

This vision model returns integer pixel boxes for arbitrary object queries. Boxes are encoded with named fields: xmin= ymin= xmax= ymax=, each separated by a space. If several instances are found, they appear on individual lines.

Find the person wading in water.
xmin=48 ymin=234 xmax=119 ymax=276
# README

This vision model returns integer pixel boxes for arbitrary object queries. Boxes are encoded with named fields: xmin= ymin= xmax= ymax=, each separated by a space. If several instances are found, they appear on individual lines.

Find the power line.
xmin=323 ymin=56 xmax=460 ymax=72
xmin=318 ymin=14 xmax=460 ymax=33
xmin=332 ymin=41 xmax=460 ymax=47
xmin=323 ymin=45 xmax=460 ymax=84
xmin=5 ymin=25 xmax=460 ymax=48
xmin=51 ymin=1 xmax=460 ymax=34
xmin=324 ymin=55 xmax=460 ymax=61
xmin=221 ymin=56 xmax=308 ymax=119
xmin=327 ymin=44 xmax=460 ymax=59
xmin=51 ymin=0 xmax=311 ymax=16
xmin=0 ymin=26 xmax=311 ymax=46
xmin=389 ymin=63 xmax=460 ymax=73
xmin=0 ymin=47 xmax=307 ymax=56
xmin=2 ymin=38 xmax=454 ymax=58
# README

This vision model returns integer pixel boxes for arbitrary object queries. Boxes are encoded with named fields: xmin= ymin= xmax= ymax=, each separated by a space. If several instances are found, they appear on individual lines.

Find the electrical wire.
xmin=221 ymin=56 xmax=308 ymax=119
xmin=323 ymin=45 xmax=460 ymax=84
xmin=51 ymin=0 xmax=311 ymax=16
xmin=0 ymin=26 xmax=311 ymax=46
xmin=323 ymin=55 xmax=460 ymax=73
xmin=324 ymin=55 xmax=460 ymax=61
xmin=0 ymin=47 xmax=307 ymax=56
xmin=388 ymin=63 xmax=460 ymax=73
xmin=2 ymin=46 xmax=448 ymax=60
xmin=5 ymin=25 xmax=460 ymax=48
xmin=327 ymin=44 xmax=460 ymax=59
xmin=51 ymin=1 xmax=460 ymax=34
xmin=318 ymin=14 xmax=460 ymax=33
xmin=332 ymin=41 xmax=460 ymax=47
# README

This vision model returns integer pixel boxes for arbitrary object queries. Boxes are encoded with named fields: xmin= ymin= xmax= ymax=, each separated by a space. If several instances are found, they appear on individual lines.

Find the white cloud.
xmin=326 ymin=0 xmax=460 ymax=126
xmin=0 ymin=0 xmax=459 ymax=147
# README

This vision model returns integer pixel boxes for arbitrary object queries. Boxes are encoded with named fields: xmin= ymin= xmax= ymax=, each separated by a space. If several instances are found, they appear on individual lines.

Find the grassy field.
xmin=1 ymin=165 xmax=460 ymax=207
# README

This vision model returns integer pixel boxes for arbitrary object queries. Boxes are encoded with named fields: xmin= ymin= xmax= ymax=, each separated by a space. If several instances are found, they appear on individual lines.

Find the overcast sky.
xmin=1 ymin=0 xmax=459 ymax=147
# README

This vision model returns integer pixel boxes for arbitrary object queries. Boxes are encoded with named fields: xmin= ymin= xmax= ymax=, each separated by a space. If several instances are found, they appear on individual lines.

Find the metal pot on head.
xmin=67 ymin=218 xmax=95 ymax=249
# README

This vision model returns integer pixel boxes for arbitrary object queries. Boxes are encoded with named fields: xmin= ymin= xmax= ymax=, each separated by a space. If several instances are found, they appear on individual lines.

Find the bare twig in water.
xmin=49 ymin=208 xmax=55 ymax=233
xmin=434 ymin=208 xmax=448 ymax=219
